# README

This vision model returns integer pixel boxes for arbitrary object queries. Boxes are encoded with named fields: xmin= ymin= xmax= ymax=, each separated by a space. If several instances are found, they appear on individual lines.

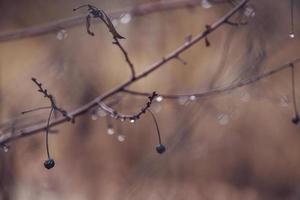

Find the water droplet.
xmin=178 ymin=96 xmax=189 ymax=105
xmin=117 ymin=134 xmax=125 ymax=142
xmin=2 ymin=145 xmax=9 ymax=153
xmin=91 ymin=114 xmax=98 ymax=121
xmin=97 ymin=108 xmax=107 ymax=117
xmin=113 ymin=115 xmax=119 ymax=120
xmin=107 ymin=128 xmax=115 ymax=135
xmin=189 ymin=95 xmax=197 ymax=101
xmin=217 ymin=113 xmax=229 ymax=125
xmin=110 ymin=112 xmax=118 ymax=119
xmin=244 ymin=6 xmax=255 ymax=17
xmin=240 ymin=92 xmax=250 ymax=102
xmin=130 ymin=119 xmax=135 ymax=123
xmin=156 ymin=96 xmax=163 ymax=103
xmin=120 ymin=118 xmax=125 ymax=122
xmin=280 ymin=95 xmax=289 ymax=107
xmin=201 ymin=0 xmax=212 ymax=9
xmin=120 ymin=13 xmax=131 ymax=24
xmin=56 ymin=29 xmax=68 ymax=40
xmin=289 ymin=33 xmax=295 ymax=39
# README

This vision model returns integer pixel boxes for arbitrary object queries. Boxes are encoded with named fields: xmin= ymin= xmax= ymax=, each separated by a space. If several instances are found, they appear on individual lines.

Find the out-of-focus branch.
xmin=0 ymin=0 xmax=223 ymax=43
xmin=123 ymin=58 xmax=300 ymax=99
xmin=0 ymin=0 xmax=249 ymax=145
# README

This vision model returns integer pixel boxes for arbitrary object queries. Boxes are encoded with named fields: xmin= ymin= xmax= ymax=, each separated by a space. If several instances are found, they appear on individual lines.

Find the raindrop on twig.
xmin=120 ymin=13 xmax=131 ymax=24
xmin=201 ymin=0 xmax=212 ymax=9
xmin=117 ymin=134 xmax=126 ymax=142
xmin=178 ymin=96 xmax=189 ymax=105
xmin=107 ymin=128 xmax=115 ymax=135
xmin=189 ymin=95 xmax=197 ymax=101
xmin=56 ymin=29 xmax=68 ymax=40
xmin=244 ymin=5 xmax=255 ymax=17
xmin=2 ymin=144 xmax=9 ymax=153
xmin=156 ymin=96 xmax=164 ymax=103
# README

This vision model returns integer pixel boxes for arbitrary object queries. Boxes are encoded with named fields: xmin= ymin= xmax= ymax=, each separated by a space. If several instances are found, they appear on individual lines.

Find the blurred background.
xmin=1 ymin=0 xmax=300 ymax=199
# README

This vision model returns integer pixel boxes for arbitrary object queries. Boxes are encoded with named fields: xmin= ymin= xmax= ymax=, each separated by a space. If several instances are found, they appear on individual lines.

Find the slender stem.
xmin=148 ymin=109 xmax=162 ymax=144
xmin=290 ymin=0 xmax=294 ymax=35
xmin=291 ymin=64 xmax=298 ymax=116
xmin=21 ymin=106 xmax=52 ymax=114
xmin=73 ymin=4 xmax=91 ymax=11
xmin=113 ymin=37 xmax=136 ymax=80
xmin=46 ymin=108 xmax=54 ymax=159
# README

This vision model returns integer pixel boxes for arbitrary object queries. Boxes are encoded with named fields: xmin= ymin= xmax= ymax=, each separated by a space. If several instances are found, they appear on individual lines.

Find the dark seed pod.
xmin=156 ymin=144 xmax=166 ymax=154
xmin=44 ymin=159 xmax=55 ymax=169
xmin=292 ymin=115 xmax=300 ymax=124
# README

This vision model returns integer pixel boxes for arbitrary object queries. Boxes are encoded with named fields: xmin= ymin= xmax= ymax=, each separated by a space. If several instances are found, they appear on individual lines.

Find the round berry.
xmin=156 ymin=144 xmax=166 ymax=154
xmin=292 ymin=115 xmax=300 ymax=124
xmin=44 ymin=159 xmax=55 ymax=169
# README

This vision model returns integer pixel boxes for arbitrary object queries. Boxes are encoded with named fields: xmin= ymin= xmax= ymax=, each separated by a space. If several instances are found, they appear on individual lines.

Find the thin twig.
xmin=148 ymin=109 xmax=162 ymax=144
xmin=21 ymin=106 xmax=52 ymax=114
xmin=0 ymin=0 xmax=249 ymax=145
xmin=290 ymin=0 xmax=295 ymax=36
xmin=225 ymin=20 xmax=248 ymax=26
xmin=45 ymin=108 xmax=54 ymax=159
xmin=31 ymin=78 xmax=70 ymax=119
xmin=98 ymin=91 xmax=157 ymax=122
xmin=113 ymin=37 xmax=136 ymax=79
xmin=290 ymin=64 xmax=299 ymax=120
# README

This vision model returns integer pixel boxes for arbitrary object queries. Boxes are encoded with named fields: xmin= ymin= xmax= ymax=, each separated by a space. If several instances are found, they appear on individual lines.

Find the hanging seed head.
xmin=292 ymin=115 xmax=300 ymax=124
xmin=156 ymin=144 xmax=166 ymax=154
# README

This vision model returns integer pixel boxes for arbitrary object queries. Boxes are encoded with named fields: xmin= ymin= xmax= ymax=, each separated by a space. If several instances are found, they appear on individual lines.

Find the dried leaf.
xmin=74 ymin=4 xmax=125 ymax=39
xmin=86 ymin=15 xmax=95 ymax=36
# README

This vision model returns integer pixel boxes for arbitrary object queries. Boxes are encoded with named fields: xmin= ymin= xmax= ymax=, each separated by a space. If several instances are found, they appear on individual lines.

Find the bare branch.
xmin=0 ymin=0 xmax=249 ymax=145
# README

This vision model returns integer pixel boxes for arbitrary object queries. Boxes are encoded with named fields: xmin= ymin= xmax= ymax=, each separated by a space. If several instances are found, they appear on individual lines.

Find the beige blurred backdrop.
xmin=1 ymin=0 xmax=300 ymax=199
